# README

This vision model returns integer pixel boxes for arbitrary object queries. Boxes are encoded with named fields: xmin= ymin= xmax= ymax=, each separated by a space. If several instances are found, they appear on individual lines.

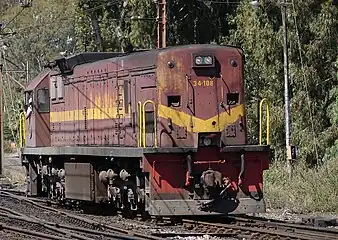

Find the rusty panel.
xmin=156 ymin=45 xmax=246 ymax=148
xmin=63 ymin=83 xmax=69 ymax=146
xmin=78 ymin=81 xmax=87 ymax=145
xmin=143 ymin=149 xmax=266 ymax=201
xmin=135 ymin=75 xmax=157 ymax=147
xmin=102 ymin=79 xmax=109 ymax=145
xmin=87 ymin=80 xmax=94 ymax=145
xmin=65 ymin=162 xmax=94 ymax=201
xmin=26 ymin=74 xmax=51 ymax=147
xmin=35 ymin=73 xmax=51 ymax=147
xmin=47 ymin=45 xmax=247 ymax=149
xmin=107 ymin=62 xmax=118 ymax=146
xmin=96 ymin=81 xmax=103 ymax=145
xmin=74 ymin=83 xmax=80 ymax=145
xmin=126 ymin=77 xmax=137 ymax=146
xmin=114 ymin=78 xmax=125 ymax=146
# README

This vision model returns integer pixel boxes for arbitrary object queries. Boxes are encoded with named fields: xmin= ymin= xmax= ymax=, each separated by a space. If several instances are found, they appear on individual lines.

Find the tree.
xmin=74 ymin=0 xmax=238 ymax=51
xmin=226 ymin=0 xmax=338 ymax=164
xmin=0 ymin=0 xmax=76 ymax=144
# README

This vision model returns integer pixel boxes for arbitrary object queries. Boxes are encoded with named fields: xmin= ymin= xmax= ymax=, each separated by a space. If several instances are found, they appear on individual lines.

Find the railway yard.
xmin=0 ymin=1 xmax=337 ymax=239
xmin=0 ymin=155 xmax=337 ymax=240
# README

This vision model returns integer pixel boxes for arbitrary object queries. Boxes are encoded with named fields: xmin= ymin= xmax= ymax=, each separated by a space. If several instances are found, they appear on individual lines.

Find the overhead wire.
xmin=5 ymin=73 xmax=25 ymax=90
xmin=291 ymin=0 xmax=319 ymax=164
xmin=1 ymin=7 xmax=25 ymax=32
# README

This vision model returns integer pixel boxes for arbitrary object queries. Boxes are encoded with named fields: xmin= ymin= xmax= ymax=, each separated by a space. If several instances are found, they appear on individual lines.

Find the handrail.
xmin=259 ymin=98 xmax=270 ymax=145
xmin=19 ymin=112 xmax=26 ymax=148
xmin=137 ymin=101 xmax=143 ymax=147
xmin=141 ymin=100 xmax=158 ymax=148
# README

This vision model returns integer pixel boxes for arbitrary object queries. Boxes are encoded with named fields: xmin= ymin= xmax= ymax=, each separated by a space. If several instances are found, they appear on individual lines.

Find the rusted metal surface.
xmin=156 ymin=45 xmax=246 ymax=148
xmin=24 ymin=70 xmax=50 ymax=91
xmin=22 ymin=44 xmax=272 ymax=216
xmin=44 ymin=45 xmax=247 ymax=149
xmin=143 ymin=147 xmax=269 ymax=215
xmin=25 ymin=72 xmax=51 ymax=148
xmin=147 ymin=198 xmax=266 ymax=216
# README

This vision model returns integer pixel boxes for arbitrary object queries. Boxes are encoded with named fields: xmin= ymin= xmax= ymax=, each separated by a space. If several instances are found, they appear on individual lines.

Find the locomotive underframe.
xmin=21 ymin=145 xmax=269 ymax=216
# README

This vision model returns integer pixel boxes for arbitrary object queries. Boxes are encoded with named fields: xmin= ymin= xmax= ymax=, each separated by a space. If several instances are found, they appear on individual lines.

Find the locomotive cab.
xmin=20 ymin=71 xmax=51 ymax=149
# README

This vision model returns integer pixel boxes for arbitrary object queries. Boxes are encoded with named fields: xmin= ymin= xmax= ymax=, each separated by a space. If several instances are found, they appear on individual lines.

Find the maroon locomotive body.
xmin=20 ymin=44 xmax=271 ymax=216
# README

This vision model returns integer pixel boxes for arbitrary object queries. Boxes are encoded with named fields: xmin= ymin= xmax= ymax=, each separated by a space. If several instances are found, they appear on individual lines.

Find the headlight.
xmin=193 ymin=55 xmax=214 ymax=67
xmin=195 ymin=56 xmax=203 ymax=65
xmin=204 ymin=56 xmax=213 ymax=65
xmin=203 ymin=137 xmax=212 ymax=146
xmin=198 ymin=132 xmax=221 ymax=147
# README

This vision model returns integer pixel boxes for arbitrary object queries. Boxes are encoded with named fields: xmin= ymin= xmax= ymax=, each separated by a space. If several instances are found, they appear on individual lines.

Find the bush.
xmin=264 ymin=160 xmax=338 ymax=213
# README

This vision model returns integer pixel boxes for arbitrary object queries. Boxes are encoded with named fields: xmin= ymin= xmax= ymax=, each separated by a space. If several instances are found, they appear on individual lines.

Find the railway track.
xmin=178 ymin=217 xmax=338 ymax=240
xmin=0 ymin=189 xmax=337 ymax=240
xmin=0 ymin=190 xmax=162 ymax=240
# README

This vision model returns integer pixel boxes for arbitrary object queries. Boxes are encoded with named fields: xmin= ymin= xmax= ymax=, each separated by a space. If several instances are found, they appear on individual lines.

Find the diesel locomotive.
xmin=19 ymin=44 xmax=271 ymax=216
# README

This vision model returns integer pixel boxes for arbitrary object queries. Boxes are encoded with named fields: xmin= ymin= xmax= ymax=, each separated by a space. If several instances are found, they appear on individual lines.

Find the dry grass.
xmin=3 ymin=167 xmax=26 ymax=186
xmin=264 ymin=160 xmax=338 ymax=213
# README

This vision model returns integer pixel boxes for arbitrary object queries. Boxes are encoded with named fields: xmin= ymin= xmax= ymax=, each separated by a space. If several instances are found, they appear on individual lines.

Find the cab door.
xmin=25 ymin=72 xmax=51 ymax=148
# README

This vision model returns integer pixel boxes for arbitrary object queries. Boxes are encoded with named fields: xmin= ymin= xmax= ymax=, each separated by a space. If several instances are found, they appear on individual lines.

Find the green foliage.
xmin=3 ymin=0 xmax=77 ymax=75
xmin=264 ymin=160 xmax=338 ymax=213
xmin=1 ymin=0 xmax=76 ymax=142
xmin=2 ymin=0 xmax=338 ymax=167
xmin=227 ymin=0 xmax=338 ymax=164
xmin=75 ymin=0 xmax=236 ymax=51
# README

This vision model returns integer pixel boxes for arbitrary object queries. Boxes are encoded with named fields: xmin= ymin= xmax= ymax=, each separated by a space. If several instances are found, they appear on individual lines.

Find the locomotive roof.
xmin=50 ymin=44 xmax=243 ymax=75
xmin=25 ymin=69 xmax=51 ymax=92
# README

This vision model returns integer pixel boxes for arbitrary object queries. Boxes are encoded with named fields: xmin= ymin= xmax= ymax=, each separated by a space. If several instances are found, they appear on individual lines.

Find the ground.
xmin=0 ymin=153 xmax=26 ymax=191
xmin=0 ymin=153 xmax=337 ymax=226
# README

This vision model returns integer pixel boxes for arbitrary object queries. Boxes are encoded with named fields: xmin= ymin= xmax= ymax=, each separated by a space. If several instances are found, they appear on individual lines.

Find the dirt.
xmin=254 ymin=208 xmax=338 ymax=229
xmin=0 ymin=153 xmax=26 ymax=190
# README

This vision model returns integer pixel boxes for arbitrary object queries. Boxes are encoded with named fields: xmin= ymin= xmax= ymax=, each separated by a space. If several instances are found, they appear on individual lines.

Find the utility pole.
xmin=0 ymin=44 xmax=3 ymax=177
xmin=26 ymin=61 xmax=29 ymax=84
xmin=251 ymin=0 xmax=296 ymax=177
xmin=281 ymin=0 xmax=295 ymax=179
xmin=156 ymin=0 xmax=167 ymax=48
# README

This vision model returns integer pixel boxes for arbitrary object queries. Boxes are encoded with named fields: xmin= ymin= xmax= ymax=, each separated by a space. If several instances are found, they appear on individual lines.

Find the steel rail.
xmin=2 ymin=189 xmax=337 ymax=240
xmin=229 ymin=215 xmax=338 ymax=237
xmin=0 ymin=211 xmax=135 ymax=240
xmin=0 ymin=211 xmax=96 ymax=240
xmin=0 ymin=223 xmax=71 ymax=240
xmin=182 ymin=218 xmax=338 ymax=240
xmin=0 ymin=190 xmax=162 ymax=240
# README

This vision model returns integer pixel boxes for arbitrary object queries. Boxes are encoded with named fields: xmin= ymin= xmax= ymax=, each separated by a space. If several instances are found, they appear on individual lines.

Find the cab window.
xmin=37 ymin=88 xmax=50 ymax=113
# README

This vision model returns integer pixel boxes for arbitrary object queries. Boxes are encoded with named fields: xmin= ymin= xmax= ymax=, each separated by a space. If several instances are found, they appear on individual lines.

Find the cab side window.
xmin=37 ymin=88 xmax=50 ymax=113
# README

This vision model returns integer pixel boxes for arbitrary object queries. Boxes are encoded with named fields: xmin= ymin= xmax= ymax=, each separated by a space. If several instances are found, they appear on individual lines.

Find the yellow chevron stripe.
xmin=157 ymin=104 xmax=244 ymax=133
xmin=50 ymin=104 xmax=244 ymax=133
